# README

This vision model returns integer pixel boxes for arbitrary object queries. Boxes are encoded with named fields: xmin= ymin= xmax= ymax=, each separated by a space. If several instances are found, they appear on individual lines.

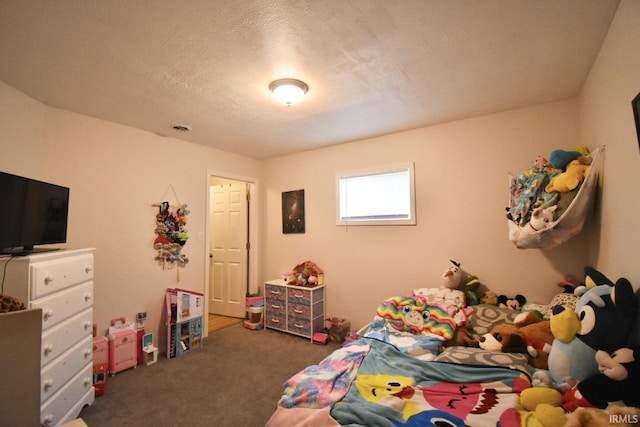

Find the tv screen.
xmin=0 ymin=171 xmax=70 ymax=254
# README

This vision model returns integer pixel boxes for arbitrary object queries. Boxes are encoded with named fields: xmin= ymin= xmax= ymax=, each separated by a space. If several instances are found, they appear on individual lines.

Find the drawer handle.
xmin=270 ymin=304 xmax=281 ymax=309
xmin=293 ymin=293 xmax=304 ymax=298
xmin=294 ymin=324 xmax=304 ymax=328
xmin=43 ymin=344 xmax=54 ymax=355
xmin=43 ymin=379 xmax=54 ymax=390
xmin=84 ymin=293 xmax=92 ymax=302
xmin=84 ymin=377 xmax=92 ymax=386
xmin=43 ymin=415 xmax=53 ymax=425
xmin=294 ymin=309 xmax=304 ymax=314
xmin=83 ymin=321 xmax=92 ymax=330
xmin=85 ymin=265 xmax=93 ymax=273
xmin=271 ymin=318 xmax=280 ymax=324
xmin=44 ymin=275 xmax=54 ymax=285
xmin=43 ymin=309 xmax=54 ymax=320
xmin=84 ymin=349 xmax=92 ymax=358
xmin=270 ymin=290 xmax=281 ymax=295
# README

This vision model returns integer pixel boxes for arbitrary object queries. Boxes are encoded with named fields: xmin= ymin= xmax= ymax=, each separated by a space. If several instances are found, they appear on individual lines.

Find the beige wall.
xmin=579 ymin=0 xmax=640 ymax=281
xmin=0 ymin=82 xmax=262 ymax=348
xmin=262 ymin=99 xmax=592 ymax=329
xmin=2 ymin=0 xmax=637 ymax=341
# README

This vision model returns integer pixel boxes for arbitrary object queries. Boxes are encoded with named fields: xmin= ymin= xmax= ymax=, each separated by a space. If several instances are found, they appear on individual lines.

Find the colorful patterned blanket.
xmin=268 ymin=338 xmax=532 ymax=427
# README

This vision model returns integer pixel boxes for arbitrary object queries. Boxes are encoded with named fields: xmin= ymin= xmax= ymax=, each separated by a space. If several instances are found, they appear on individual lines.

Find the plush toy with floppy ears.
xmin=479 ymin=311 xmax=554 ymax=369
xmin=548 ymin=267 xmax=638 ymax=390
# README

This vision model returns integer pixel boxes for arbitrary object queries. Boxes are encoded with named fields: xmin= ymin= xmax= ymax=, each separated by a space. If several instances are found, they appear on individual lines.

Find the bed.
xmin=266 ymin=302 xmax=537 ymax=427
xmin=267 ymin=286 xmax=640 ymax=427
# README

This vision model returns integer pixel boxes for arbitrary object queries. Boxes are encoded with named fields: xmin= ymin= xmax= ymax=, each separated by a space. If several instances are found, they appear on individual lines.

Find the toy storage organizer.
xmin=507 ymin=145 xmax=604 ymax=249
xmin=165 ymin=288 xmax=204 ymax=358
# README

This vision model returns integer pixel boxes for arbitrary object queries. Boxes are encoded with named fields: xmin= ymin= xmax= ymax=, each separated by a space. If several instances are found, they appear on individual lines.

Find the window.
xmin=337 ymin=163 xmax=416 ymax=226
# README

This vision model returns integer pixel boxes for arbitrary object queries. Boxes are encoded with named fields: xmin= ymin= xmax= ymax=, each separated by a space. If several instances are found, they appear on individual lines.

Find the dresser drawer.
xmin=264 ymin=313 xmax=286 ymax=330
xmin=30 ymin=253 xmax=94 ymax=299
xmin=40 ymin=362 xmax=93 ymax=427
xmin=265 ymin=298 xmax=286 ymax=314
xmin=265 ymin=284 xmax=286 ymax=303
xmin=31 ymin=281 xmax=93 ymax=331
xmin=287 ymin=287 xmax=311 ymax=305
xmin=288 ymin=302 xmax=310 ymax=319
xmin=287 ymin=317 xmax=311 ymax=337
xmin=41 ymin=308 xmax=93 ymax=368
xmin=40 ymin=335 xmax=93 ymax=404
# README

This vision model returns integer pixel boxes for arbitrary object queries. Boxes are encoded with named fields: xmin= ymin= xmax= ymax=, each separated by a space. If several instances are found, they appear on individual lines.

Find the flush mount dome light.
xmin=269 ymin=79 xmax=308 ymax=106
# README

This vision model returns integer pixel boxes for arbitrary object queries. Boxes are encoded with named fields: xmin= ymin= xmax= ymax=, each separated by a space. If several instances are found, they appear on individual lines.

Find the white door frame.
xmin=203 ymin=170 xmax=259 ymax=337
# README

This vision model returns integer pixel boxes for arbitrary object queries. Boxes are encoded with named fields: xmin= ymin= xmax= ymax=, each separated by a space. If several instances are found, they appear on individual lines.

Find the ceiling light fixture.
xmin=269 ymin=79 xmax=308 ymax=106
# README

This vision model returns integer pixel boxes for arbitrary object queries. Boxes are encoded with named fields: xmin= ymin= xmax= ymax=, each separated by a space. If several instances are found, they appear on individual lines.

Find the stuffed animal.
xmin=521 ymin=205 xmax=557 ymax=233
xmin=438 ymin=259 xmax=485 ymax=306
xmin=479 ymin=323 xmax=528 ymax=354
xmin=0 ymin=295 xmax=25 ymax=313
xmin=498 ymin=294 xmax=526 ymax=311
xmin=288 ymin=260 xmax=324 ymax=286
xmin=563 ymin=347 xmax=640 ymax=411
xmin=548 ymin=267 xmax=638 ymax=390
xmin=458 ymin=272 xmax=484 ymax=306
xmin=519 ymin=347 xmax=640 ymax=426
xmin=478 ymin=311 xmax=554 ymax=369
xmin=375 ymin=295 xmax=457 ymax=340
xmin=545 ymin=159 xmax=590 ymax=193
xmin=549 ymin=149 xmax=583 ymax=169
xmin=442 ymin=322 xmax=478 ymax=349
xmin=480 ymin=290 xmax=498 ymax=306
xmin=441 ymin=259 xmax=463 ymax=289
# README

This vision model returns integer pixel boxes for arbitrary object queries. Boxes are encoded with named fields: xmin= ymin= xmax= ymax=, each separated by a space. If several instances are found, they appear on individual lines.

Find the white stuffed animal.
xmin=521 ymin=205 xmax=557 ymax=233
xmin=441 ymin=260 xmax=463 ymax=289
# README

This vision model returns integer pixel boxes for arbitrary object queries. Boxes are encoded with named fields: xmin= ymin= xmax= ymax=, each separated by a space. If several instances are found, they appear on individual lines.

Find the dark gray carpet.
xmin=79 ymin=323 xmax=339 ymax=426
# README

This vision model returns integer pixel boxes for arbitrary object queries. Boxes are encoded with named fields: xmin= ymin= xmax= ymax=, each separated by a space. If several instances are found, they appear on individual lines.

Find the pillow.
xmin=375 ymin=294 xmax=456 ymax=340
xmin=434 ymin=346 xmax=529 ymax=371
xmin=468 ymin=304 xmax=520 ymax=337
xmin=413 ymin=287 xmax=471 ymax=326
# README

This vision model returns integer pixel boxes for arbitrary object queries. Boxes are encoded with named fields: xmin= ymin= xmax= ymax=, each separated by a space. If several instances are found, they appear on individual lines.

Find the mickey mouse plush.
xmin=562 ymin=347 xmax=640 ymax=411
xmin=498 ymin=294 xmax=526 ymax=311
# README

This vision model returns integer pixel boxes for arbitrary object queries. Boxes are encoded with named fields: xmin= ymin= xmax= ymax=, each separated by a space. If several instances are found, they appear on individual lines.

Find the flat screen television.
xmin=0 ymin=171 xmax=70 ymax=255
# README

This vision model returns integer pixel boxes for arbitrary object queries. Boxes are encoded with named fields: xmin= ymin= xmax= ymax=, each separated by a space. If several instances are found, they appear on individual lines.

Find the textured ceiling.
xmin=0 ymin=1 xmax=619 ymax=159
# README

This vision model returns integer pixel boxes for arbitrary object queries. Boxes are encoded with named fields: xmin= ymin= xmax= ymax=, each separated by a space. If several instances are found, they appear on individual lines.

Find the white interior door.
xmin=209 ymin=180 xmax=248 ymax=318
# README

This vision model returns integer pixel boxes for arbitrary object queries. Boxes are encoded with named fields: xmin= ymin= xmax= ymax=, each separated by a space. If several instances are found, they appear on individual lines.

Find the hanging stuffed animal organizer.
xmin=153 ymin=185 xmax=189 ymax=279
xmin=506 ymin=145 xmax=604 ymax=249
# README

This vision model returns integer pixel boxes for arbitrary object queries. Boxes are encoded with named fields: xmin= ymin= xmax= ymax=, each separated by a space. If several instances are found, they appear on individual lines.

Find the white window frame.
xmin=336 ymin=163 xmax=416 ymax=226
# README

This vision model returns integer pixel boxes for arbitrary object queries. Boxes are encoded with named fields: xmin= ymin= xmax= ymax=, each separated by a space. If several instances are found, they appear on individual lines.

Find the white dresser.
xmin=1 ymin=248 xmax=95 ymax=426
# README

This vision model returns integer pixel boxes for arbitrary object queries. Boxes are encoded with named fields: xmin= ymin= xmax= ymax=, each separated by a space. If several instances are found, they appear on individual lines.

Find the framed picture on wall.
xmin=282 ymin=189 xmax=305 ymax=234
xmin=633 ymin=92 xmax=640 ymax=150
